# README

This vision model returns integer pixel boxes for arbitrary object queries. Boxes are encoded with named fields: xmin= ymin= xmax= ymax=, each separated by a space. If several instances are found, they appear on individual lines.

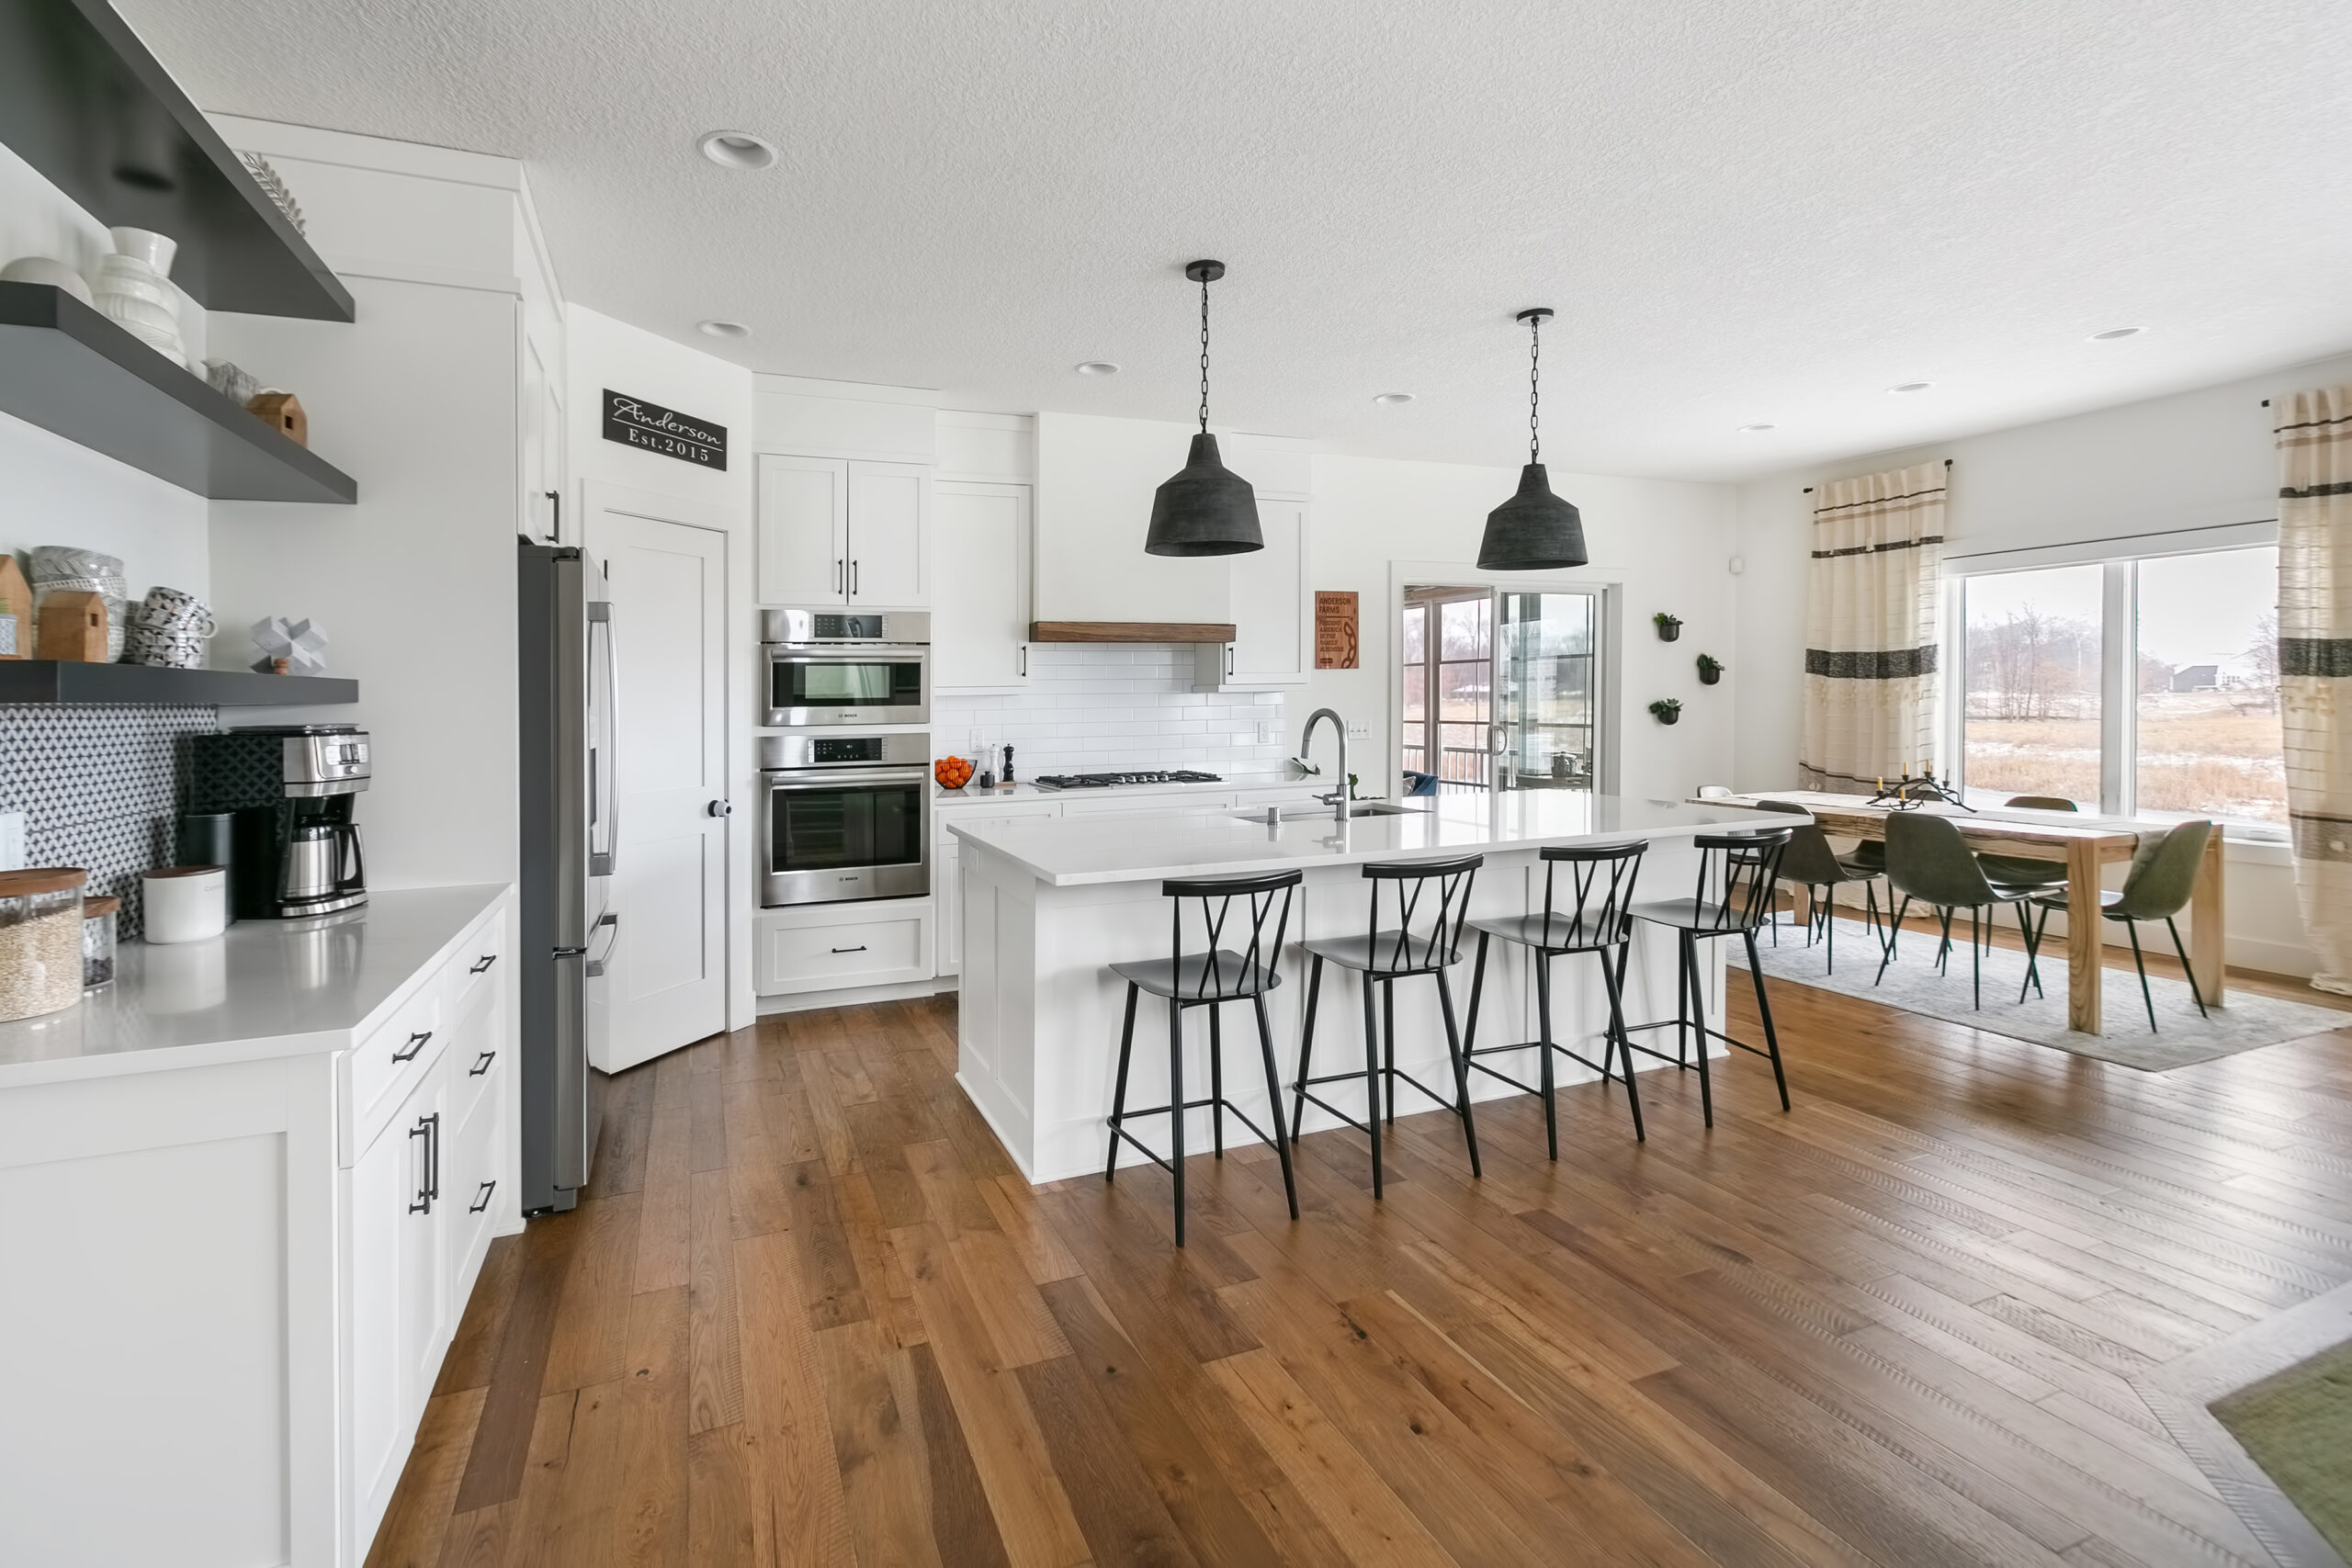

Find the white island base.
xmin=950 ymin=794 xmax=1787 ymax=1185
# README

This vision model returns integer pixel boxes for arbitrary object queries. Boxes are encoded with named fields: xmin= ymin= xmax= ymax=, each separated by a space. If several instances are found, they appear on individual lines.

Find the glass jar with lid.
xmin=0 ymin=867 xmax=88 ymax=1021
xmin=82 ymin=894 xmax=120 ymax=989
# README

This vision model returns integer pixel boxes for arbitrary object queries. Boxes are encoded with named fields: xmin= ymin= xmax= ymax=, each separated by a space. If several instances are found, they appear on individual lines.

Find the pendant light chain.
xmin=1199 ymin=274 xmax=1213 ymax=434
xmin=1528 ymin=310 xmax=1542 ymax=463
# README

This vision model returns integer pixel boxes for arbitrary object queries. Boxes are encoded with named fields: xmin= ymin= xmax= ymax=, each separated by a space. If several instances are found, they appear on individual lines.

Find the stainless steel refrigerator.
xmin=517 ymin=540 xmax=619 ymax=1213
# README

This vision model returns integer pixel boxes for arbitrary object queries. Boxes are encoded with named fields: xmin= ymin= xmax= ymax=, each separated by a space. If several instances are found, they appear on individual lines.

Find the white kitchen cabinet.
xmin=758 ymin=455 xmax=931 ymax=607
xmin=754 ymin=900 xmax=935 ymax=995
xmin=349 ymin=1054 xmax=450 ymax=1541
xmin=933 ymin=480 xmax=1032 ymax=692
xmin=522 ymin=324 xmax=565 ymax=544
xmin=933 ymin=797 xmax=1063 ymax=975
xmin=1196 ymin=498 xmax=1309 ymax=691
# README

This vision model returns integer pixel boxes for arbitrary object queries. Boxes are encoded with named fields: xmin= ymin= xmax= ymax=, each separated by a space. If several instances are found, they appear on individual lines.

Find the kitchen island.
xmin=950 ymin=793 xmax=1786 ymax=1183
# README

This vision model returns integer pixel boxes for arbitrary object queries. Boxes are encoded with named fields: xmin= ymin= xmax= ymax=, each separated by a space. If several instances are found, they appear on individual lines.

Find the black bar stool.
xmin=1104 ymin=868 xmax=1302 ymax=1247
xmin=1461 ymin=840 xmax=1648 ymax=1157
xmin=1289 ymin=853 xmax=1484 ymax=1199
xmin=1623 ymin=828 xmax=1793 ymax=1128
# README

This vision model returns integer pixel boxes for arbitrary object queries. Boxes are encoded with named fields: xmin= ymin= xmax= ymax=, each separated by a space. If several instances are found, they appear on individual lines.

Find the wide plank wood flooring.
xmin=369 ymin=959 xmax=2352 ymax=1567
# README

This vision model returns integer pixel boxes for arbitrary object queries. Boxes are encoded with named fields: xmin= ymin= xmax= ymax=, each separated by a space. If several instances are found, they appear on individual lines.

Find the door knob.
xmin=707 ymin=799 xmax=732 ymax=818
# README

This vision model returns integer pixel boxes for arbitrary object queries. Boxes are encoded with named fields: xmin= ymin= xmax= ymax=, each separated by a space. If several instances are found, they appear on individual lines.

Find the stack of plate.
xmin=90 ymin=228 xmax=188 ymax=369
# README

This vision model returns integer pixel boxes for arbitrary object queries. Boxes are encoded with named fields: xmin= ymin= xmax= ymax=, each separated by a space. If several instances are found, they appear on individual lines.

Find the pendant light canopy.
xmin=1477 ymin=307 xmax=1588 ymax=571
xmin=1146 ymin=260 xmax=1262 ymax=557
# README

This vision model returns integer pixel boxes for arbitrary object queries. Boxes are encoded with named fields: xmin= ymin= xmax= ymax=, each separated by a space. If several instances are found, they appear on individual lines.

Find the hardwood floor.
xmin=368 ymin=959 xmax=2352 ymax=1567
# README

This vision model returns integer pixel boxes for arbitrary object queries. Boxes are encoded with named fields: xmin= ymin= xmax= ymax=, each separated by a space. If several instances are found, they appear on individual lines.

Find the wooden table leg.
xmin=2066 ymin=840 xmax=2102 ymax=1034
xmin=2189 ymin=829 xmax=2227 ymax=1007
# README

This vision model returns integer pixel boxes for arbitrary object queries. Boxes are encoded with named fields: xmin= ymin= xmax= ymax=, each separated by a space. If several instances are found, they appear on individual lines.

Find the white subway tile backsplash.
xmin=935 ymin=644 xmax=1289 ymax=774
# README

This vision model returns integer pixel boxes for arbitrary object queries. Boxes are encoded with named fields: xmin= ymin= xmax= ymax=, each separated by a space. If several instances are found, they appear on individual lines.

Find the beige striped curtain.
xmin=2277 ymin=387 xmax=2352 ymax=995
xmin=1800 ymin=461 xmax=1945 ymax=791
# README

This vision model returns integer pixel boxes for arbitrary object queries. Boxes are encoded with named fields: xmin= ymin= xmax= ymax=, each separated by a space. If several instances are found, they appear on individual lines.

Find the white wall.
xmin=565 ymin=306 xmax=758 ymax=1030
xmin=1309 ymin=455 xmax=1740 ymax=801
xmin=1730 ymin=351 xmax=2352 ymax=976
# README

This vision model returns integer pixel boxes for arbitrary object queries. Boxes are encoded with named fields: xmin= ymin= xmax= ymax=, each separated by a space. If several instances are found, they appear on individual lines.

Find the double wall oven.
xmin=761 ymin=609 xmax=930 ymax=728
xmin=759 ymin=734 xmax=930 ymax=907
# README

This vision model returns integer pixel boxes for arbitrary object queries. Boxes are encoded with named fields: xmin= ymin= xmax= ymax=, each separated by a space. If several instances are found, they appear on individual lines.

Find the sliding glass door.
xmin=1402 ymin=585 xmax=1600 ymax=797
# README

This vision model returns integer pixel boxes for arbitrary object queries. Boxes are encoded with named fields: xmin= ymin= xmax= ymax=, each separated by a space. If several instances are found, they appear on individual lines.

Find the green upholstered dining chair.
xmin=2030 ymin=820 xmax=2213 ymax=1031
xmin=1878 ymin=811 xmax=2044 ymax=1009
xmin=1751 ymin=800 xmax=1884 ymax=972
xmin=1977 ymin=795 xmax=2077 ymax=891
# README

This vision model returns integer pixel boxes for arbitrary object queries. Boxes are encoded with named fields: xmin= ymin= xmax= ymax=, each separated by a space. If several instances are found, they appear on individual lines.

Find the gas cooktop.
xmin=1032 ymin=770 xmax=1223 ymax=790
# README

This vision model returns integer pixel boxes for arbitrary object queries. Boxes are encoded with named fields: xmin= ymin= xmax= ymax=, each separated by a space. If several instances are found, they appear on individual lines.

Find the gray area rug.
xmin=1734 ymin=915 xmax=2352 ymax=1070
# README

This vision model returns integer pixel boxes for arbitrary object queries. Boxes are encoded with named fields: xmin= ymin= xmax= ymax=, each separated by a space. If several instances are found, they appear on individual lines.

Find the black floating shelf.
xmin=0 ymin=661 xmax=357 ymax=706
xmin=0 ymin=282 xmax=357 ymax=502
xmin=0 ymin=0 xmax=353 ymax=321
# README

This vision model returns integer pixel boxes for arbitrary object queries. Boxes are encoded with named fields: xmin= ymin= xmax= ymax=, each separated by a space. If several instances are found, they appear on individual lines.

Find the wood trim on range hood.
xmin=1029 ymin=621 xmax=1237 ymax=643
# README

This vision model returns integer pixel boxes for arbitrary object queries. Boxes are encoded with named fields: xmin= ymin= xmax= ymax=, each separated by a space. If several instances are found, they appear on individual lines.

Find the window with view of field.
xmin=1953 ymin=543 xmax=2284 ymax=833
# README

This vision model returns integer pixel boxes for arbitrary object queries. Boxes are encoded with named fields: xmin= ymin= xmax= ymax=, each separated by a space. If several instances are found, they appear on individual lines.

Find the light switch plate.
xmin=1346 ymin=721 xmax=1370 ymax=739
xmin=0 ymin=811 xmax=24 ymax=872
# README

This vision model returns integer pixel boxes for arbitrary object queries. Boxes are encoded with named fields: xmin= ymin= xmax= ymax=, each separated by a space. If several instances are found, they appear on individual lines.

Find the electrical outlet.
xmin=1346 ymin=721 xmax=1370 ymax=739
xmin=0 ymin=811 xmax=24 ymax=872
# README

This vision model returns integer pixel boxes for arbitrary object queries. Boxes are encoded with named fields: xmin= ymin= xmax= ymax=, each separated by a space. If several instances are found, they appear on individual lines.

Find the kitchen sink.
xmin=1237 ymin=801 xmax=1426 ymax=822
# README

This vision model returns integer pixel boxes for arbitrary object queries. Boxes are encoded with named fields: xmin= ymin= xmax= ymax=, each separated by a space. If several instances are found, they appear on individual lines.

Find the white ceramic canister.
xmin=142 ymin=865 xmax=229 ymax=944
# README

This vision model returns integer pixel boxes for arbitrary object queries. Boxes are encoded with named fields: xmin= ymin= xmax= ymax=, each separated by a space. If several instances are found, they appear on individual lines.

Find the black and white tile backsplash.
xmin=0 ymin=705 xmax=219 ymax=938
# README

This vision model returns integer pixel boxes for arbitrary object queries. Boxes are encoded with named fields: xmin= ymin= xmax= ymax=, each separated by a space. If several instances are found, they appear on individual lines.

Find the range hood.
xmin=1029 ymin=620 xmax=1236 ymax=644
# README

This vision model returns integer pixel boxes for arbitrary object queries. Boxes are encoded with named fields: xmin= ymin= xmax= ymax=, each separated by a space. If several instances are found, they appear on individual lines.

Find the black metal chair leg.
xmin=1106 ymin=982 xmax=1139 ymax=1180
xmin=1598 ymin=943 xmax=1644 ymax=1142
xmin=1463 ymin=931 xmax=1491 ymax=1054
xmin=1875 ymin=896 xmax=1911 ymax=986
xmin=1825 ymin=887 xmax=1836 ymax=975
xmin=1382 ymin=976 xmax=1398 ymax=1127
xmin=1252 ymin=993 xmax=1299 ymax=1220
xmin=1359 ymin=969 xmax=1384 ymax=1199
xmin=2165 ymin=918 xmax=2210 ymax=1017
xmin=1534 ymin=950 xmax=1559 ymax=1160
xmin=1934 ymin=905 xmax=1954 ymax=975
xmin=1675 ymin=931 xmax=1691 ymax=1067
xmin=1290 ymin=954 xmax=1323 ymax=1147
xmin=1686 ymin=931 xmax=1714 ymax=1127
xmin=1168 ymin=997 xmax=1187 ymax=1247
xmin=1971 ymin=905 xmax=1982 ymax=1010
xmin=1745 ymin=927 xmax=1790 ymax=1111
xmin=2124 ymin=919 xmax=2158 ymax=1032
xmin=1434 ymin=968 xmax=1480 ymax=1178
xmin=1208 ymin=1003 xmax=1225 ymax=1156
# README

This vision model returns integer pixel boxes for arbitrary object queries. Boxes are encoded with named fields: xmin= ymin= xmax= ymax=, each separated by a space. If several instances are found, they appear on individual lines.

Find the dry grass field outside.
xmin=1962 ymin=692 xmax=2286 ymax=823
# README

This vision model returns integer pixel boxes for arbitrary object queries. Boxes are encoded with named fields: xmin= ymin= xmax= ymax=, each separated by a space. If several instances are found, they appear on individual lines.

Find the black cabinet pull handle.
xmin=469 ymin=1179 xmax=497 ymax=1214
xmin=406 ymin=1111 xmax=441 ymax=1213
xmin=831 ymin=944 xmax=867 ymax=954
xmin=391 ymin=1030 xmax=432 ymax=1062
xmin=546 ymin=490 xmax=560 ymax=541
xmin=469 ymin=954 xmax=497 ymax=974
xmin=469 ymin=1050 xmax=495 ymax=1077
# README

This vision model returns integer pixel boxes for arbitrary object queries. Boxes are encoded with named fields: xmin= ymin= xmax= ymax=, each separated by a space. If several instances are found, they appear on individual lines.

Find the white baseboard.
xmin=755 ymin=976 xmax=956 ymax=1015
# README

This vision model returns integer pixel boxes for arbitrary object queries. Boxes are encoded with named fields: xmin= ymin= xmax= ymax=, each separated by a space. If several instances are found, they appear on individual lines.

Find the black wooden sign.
xmin=602 ymin=389 xmax=728 ymax=469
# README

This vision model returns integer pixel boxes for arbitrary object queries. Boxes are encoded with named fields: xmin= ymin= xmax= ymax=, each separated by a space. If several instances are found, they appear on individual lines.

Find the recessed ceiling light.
xmin=1373 ymin=392 xmax=1415 ymax=406
xmin=2089 ymin=326 xmax=2144 ymax=341
xmin=697 ymin=130 xmax=777 ymax=170
xmin=1736 ymin=423 xmax=1777 ymax=433
xmin=1887 ymin=381 xmax=1934 ymax=394
xmin=1074 ymin=361 xmax=1120 ymax=376
xmin=697 ymin=319 xmax=750 ymax=339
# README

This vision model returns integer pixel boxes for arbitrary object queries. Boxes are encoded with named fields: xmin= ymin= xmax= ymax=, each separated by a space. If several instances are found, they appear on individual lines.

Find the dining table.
xmin=1693 ymin=791 xmax=2225 ymax=1035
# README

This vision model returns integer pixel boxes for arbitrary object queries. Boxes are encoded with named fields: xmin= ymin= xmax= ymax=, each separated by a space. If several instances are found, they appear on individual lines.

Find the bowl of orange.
xmin=934 ymin=756 xmax=975 ymax=790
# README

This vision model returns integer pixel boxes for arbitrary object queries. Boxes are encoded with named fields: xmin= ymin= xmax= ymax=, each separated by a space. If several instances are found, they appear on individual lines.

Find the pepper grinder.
xmin=1001 ymin=744 xmax=1016 ymax=786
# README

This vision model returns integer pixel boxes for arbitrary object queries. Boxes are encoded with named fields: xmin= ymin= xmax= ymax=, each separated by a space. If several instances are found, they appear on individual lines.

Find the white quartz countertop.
xmin=948 ymin=793 xmax=1788 ymax=886
xmin=0 ymin=885 xmax=508 ymax=1089
xmin=933 ymin=770 xmax=1312 ymax=806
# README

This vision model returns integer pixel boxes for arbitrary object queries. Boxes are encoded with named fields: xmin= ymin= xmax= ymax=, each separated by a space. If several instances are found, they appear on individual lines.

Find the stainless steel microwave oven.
xmin=760 ymin=608 xmax=929 ymax=727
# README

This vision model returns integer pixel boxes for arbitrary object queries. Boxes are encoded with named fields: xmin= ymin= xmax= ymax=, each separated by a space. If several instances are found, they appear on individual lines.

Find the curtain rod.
xmin=1802 ymin=457 xmax=1951 ymax=495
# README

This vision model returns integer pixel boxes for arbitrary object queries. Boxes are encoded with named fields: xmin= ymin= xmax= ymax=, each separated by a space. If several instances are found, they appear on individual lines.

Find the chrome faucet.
xmin=1301 ymin=707 xmax=1350 ymax=824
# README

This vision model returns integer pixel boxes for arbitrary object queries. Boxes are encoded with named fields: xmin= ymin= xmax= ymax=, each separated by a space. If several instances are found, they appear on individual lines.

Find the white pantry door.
xmin=589 ymin=494 xmax=728 ymax=1069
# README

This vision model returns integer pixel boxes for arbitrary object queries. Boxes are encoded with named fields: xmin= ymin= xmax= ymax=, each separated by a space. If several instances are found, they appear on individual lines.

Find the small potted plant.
xmin=1696 ymin=652 xmax=1724 ymax=685
xmin=1654 ymin=612 xmax=1683 ymax=642
xmin=1649 ymin=697 xmax=1682 ymax=726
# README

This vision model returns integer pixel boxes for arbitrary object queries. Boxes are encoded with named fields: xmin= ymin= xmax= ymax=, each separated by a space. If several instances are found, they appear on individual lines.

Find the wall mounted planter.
xmin=1654 ymin=613 xmax=1682 ymax=642
xmin=1649 ymin=698 xmax=1681 ymax=726
xmin=1696 ymin=653 xmax=1723 ymax=685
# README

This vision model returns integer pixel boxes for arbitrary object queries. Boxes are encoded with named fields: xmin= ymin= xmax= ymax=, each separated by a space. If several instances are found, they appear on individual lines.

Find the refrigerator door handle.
xmin=587 ymin=599 xmax=619 ymax=878
xmin=584 ymin=910 xmax=619 ymax=978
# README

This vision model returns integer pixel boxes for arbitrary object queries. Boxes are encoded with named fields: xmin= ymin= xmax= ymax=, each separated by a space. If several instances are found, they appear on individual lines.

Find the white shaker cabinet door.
xmin=1228 ymin=499 xmax=1309 ymax=685
xmin=757 ymin=455 xmax=850 ymax=604
xmin=933 ymin=480 xmax=1031 ymax=691
xmin=847 ymin=459 xmax=930 ymax=606
xmin=347 ymin=1058 xmax=449 ymax=1554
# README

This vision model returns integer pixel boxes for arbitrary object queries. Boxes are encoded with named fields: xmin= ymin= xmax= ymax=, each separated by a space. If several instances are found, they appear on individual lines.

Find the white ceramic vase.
xmin=90 ymin=228 xmax=186 ymax=367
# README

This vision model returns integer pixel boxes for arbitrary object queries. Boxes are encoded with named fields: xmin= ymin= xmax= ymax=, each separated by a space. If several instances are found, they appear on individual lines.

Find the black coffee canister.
xmin=177 ymin=810 xmax=235 ymax=872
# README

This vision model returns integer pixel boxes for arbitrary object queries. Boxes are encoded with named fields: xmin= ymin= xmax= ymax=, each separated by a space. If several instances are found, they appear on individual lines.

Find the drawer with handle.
xmin=755 ymin=906 xmax=932 ymax=995
xmin=447 ymin=908 xmax=507 ymax=1013
xmin=344 ymin=981 xmax=446 ymax=1161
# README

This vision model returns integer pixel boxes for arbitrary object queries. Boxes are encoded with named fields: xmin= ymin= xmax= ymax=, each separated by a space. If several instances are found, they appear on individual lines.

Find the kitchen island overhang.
xmin=950 ymin=794 xmax=1790 ymax=1185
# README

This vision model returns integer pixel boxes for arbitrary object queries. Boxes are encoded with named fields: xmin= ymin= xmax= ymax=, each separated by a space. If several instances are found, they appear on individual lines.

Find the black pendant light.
xmin=1146 ymin=260 xmax=1262 ymax=557
xmin=1477 ymin=307 xmax=1588 ymax=570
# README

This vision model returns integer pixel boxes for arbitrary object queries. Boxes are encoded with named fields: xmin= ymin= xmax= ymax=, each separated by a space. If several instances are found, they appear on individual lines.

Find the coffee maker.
xmin=191 ymin=726 xmax=371 ymax=919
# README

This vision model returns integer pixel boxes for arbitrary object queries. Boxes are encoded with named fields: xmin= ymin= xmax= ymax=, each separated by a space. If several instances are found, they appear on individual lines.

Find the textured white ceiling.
xmin=119 ymin=0 xmax=2352 ymax=480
